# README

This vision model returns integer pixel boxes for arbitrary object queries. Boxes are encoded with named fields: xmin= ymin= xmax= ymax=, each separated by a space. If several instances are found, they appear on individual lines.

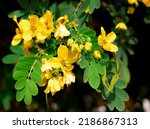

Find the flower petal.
xmin=48 ymin=57 xmax=61 ymax=68
xmin=103 ymin=44 xmax=111 ymax=51
xmin=101 ymin=27 xmax=106 ymax=37
xmin=106 ymin=32 xmax=116 ymax=43
xmin=11 ymin=34 xmax=22 ymax=46
xmin=57 ymin=45 xmax=68 ymax=60
xmin=98 ymin=35 xmax=104 ymax=46
xmin=109 ymin=43 xmax=118 ymax=52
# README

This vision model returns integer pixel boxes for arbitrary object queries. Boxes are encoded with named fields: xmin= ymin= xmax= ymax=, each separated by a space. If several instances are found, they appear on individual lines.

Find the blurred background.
xmin=0 ymin=0 xmax=150 ymax=112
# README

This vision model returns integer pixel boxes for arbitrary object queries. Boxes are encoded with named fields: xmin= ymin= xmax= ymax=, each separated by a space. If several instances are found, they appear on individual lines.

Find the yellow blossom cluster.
xmin=38 ymin=45 xmax=80 ymax=95
xmin=11 ymin=11 xmax=70 ymax=55
xmin=10 ymin=8 xmax=119 ymax=95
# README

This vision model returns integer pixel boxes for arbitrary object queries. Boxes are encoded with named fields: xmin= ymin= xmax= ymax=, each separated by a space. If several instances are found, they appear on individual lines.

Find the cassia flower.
xmin=54 ymin=15 xmax=70 ymax=39
xmin=98 ymin=27 xmax=118 ymax=52
xmin=48 ymin=45 xmax=79 ymax=71
xmin=128 ymin=0 xmax=138 ymax=6
xmin=142 ymin=0 xmax=150 ymax=7
xmin=115 ymin=22 xmax=127 ymax=30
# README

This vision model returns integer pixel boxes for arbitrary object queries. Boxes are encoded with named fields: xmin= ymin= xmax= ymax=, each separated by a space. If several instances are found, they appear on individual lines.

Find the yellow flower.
xmin=127 ymin=6 xmax=135 ymax=14
xmin=57 ymin=15 xmax=69 ymax=25
xmin=11 ymin=28 xmax=22 ymax=46
xmin=128 ymin=0 xmax=138 ymax=6
xmin=142 ymin=0 xmax=150 ymax=7
xmin=54 ymin=15 xmax=70 ymax=39
xmin=115 ymin=22 xmax=127 ymax=30
xmin=85 ymin=42 xmax=92 ymax=51
xmin=98 ymin=27 xmax=118 ymax=52
xmin=17 ymin=19 xmax=32 ymax=41
xmin=23 ymin=40 xmax=34 ymax=56
xmin=93 ymin=50 xmax=101 ymax=59
xmin=63 ymin=71 xmax=75 ymax=85
xmin=44 ymin=75 xmax=64 ymax=95
xmin=49 ymin=45 xmax=79 ymax=71
xmin=41 ymin=58 xmax=52 ymax=72
xmin=40 ymin=10 xmax=54 ymax=38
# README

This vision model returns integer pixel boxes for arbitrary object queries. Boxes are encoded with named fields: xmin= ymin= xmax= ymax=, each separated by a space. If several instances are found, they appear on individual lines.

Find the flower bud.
xmin=85 ymin=42 xmax=92 ymax=51
xmin=93 ymin=50 xmax=101 ymax=59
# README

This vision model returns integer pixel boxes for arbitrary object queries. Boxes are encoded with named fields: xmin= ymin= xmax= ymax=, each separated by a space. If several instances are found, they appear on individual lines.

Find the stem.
xmin=73 ymin=0 xmax=84 ymax=15
xmin=27 ymin=60 xmax=37 ymax=80
xmin=45 ymin=93 xmax=50 ymax=110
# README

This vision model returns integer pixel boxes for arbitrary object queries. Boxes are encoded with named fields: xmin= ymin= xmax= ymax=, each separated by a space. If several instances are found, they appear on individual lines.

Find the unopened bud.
xmin=85 ymin=42 xmax=92 ymax=51
xmin=93 ymin=50 xmax=101 ymax=59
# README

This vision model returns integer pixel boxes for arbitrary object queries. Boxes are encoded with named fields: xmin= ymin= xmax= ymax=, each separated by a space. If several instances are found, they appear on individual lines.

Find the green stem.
xmin=45 ymin=93 xmax=50 ymax=110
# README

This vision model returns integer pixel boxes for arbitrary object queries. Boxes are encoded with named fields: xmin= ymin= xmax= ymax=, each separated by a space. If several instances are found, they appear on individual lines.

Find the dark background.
xmin=0 ymin=0 xmax=150 ymax=111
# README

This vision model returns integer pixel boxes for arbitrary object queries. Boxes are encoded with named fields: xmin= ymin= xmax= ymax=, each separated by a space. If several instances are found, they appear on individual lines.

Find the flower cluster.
xmin=10 ymin=10 xmax=118 ymax=96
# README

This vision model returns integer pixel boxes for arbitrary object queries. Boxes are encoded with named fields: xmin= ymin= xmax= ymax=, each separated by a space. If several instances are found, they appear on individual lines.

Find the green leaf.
xmin=15 ymin=79 xmax=26 ymax=90
xmin=24 ymin=88 xmax=32 ymax=105
xmin=16 ymin=87 xmax=26 ymax=102
xmin=2 ymin=95 xmax=12 ymax=110
xmin=144 ymin=15 xmax=150 ymax=24
xmin=10 ymin=45 xmax=24 ymax=55
xmin=2 ymin=54 xmax=20 ymax=64
xmin=14 ymin=62 xmax=32 ymax=71
xmin=114 ymin=79 xmax=127 ymax=89
xmin=30 ymin=71 xmax=42 ymax=83
xmin=114 ymin=94 xmax=125 ymax=111
xmin=8 ymin=10 xmax=26 ymax=18
xmin=107 ymin=93 xmax=115 ymax=111
xmin=39 ymin=0 xmax=49 ymax=12
xmin=17 ymin=0 xmax=30 ymax=10
xmin=119 ymin=63 xmax=130 ymax=84
xmin=94 ymin=0 xmax=101 ymax=9
xmin=13 ymin=70 xmax=28 ymax=80
xmin=83 ymin=65 xmax=90 ymax=83
xmin=116 ymin=88 xmax=129 ymax=101
xmin=33 ymin=65 xmax=42 ymax=75
xmin=19 ymin=56 xmax=37 ymax=63
xmin=90 ymin=60 xmax=105 ymax=75
xmin=79 ymin=55 xmax=89 ymax=69
xmin=27 ymin=80 xmax=38 ymax=96
xmin=58 ymin=1 xmax=75 ymax=17
xmin=80 ymin=27 xmax=90 ymax=34
xmin=128 ymin=37 xmax=138 ymax=45
xmin=88 ymin=64 xmax=100 ymax=89
xmin=30 ymin=0 xmax=39 ymax=11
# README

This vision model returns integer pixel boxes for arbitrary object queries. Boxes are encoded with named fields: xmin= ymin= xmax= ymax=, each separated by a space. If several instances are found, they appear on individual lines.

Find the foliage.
xmin=2 ymin=0 xmax=150 ymax=111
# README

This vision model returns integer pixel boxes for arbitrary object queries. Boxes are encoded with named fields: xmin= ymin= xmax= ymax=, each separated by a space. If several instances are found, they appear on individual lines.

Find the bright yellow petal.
xmin=57 ymin=45 xmax=68 ymax=60
xmin=103 ymin=44 xmax=111 ymax=51
xmin=98 ymin=35 xmax=104 ymax=46
xmin=11 ymin=34 xmax=22 ymax=46
xmin=106 ymin=32 xmax=116 ymax=43
xmin=18 ymin=19 xmax=31 ymax=31
xmin=48 ymin=57 xmax=61 ymax=68
xmin=101 ymin=27 xmax=106 ymax=37
xmin=109 ymin=43 xmax=118 ymax=52
xmin=66 ymin=50 xmax=79 ymax=64
xmin=63 ymin=64 xmax=74 ymax=71
xmin=22 ymin=31 xmax=32 ymax=41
